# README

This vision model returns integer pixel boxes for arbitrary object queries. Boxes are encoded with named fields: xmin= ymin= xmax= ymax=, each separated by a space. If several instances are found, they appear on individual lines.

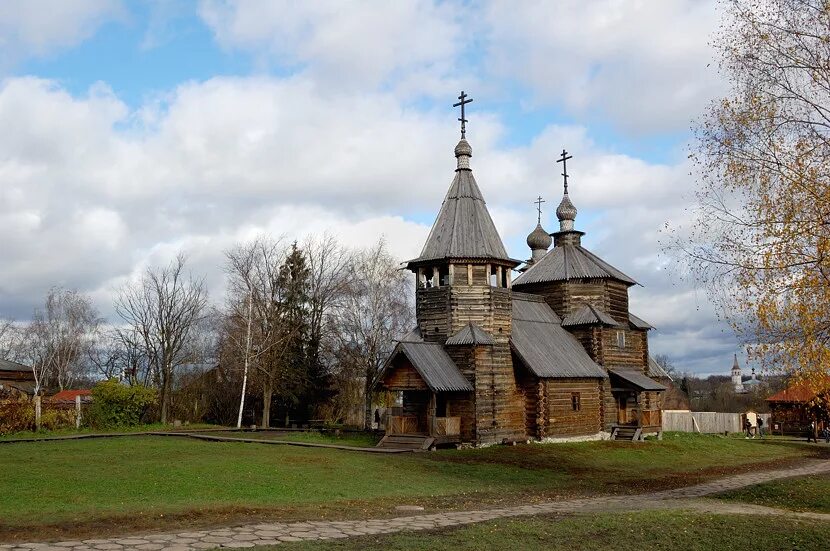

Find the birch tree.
xmin=115 ymin=255 xmax=208 ymax=423
xmin=20 ymin=288 xmax=100 ymax=394
xmin=677 ymin=0 xmax=830 ymax=392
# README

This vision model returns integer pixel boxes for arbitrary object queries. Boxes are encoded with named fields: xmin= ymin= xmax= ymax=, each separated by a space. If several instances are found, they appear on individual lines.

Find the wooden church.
xmin=377 ymin=94 xmax=665 ymax=447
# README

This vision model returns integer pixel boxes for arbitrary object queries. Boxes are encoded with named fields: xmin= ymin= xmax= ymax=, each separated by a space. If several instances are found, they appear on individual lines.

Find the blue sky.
xmin=0 ymin=0 xmax=743 ymax=375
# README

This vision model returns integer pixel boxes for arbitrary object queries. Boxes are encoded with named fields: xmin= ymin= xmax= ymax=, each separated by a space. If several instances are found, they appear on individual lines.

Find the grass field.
xmin=0 ymin=432 xmax=824 ymax=541
xmin=272 ymin=511 xmax=830 ymax=551
xmin=715 ymin=472 xmax=830 ymax=514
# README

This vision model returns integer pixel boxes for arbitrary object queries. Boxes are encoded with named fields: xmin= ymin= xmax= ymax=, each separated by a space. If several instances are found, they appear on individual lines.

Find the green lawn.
xmin=715 ymin=473 xmax=830 ymax=514
xmin=0 ymin=432 xmax=822 ymax=541
xmin=272 ymin=511 xmax=830 ymax=551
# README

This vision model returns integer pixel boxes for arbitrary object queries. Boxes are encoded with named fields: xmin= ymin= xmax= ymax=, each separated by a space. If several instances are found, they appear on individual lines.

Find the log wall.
xmin=599 ymin=327 xmax=648 ymax=370
xmin=542 ymin=378 xmax=603 ymax=437
xmin=381 ymin=360 xmax=428 ymax=390
xmin=514 ymin=279 xmax=630 ymax=323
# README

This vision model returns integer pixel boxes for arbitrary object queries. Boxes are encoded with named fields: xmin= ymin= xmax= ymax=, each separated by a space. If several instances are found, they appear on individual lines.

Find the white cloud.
xmin=482 ymin=0 xmax=725 ymax=134
xmin=0 ymin=68 xmax=740 ymax=374
xmin=0 ymin=0 xmax=124 ymax=66
xmin=199 ymin=0 xmax=464 ymax=94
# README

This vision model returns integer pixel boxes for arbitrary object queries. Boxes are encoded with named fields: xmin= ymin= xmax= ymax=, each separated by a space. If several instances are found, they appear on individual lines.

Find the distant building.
xmin=0 ymin=358 xmax=35 ymax=396
xmin=731 ymin=354 xmax=761 ymax=394
xmin=731 ymin=354 xmax=744 ymax=393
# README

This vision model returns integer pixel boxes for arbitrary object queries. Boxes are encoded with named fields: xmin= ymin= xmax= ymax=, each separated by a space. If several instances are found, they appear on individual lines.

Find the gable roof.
xmin=512 ymin=245 xmax=637 ymax=286
xmin=766 ymin=378 xmax=830 ymax=403
xmin=561 ymin=304 xmax=621 ymax=327
xmin=445 ymin=322 xmax=494 ymax=346
xmin=408 ymin=169 xmax=516 ymax=266
xmin=510 ymin=294 xmax=606 ymax=379
xmin=383 ymin=341 xmax=474 ymax=393
xmin=629 ymin=313 xmax=654 ymax=330
xmin=0 ymin=358 xmax=30 ymax=372
xmin=609 ymin=368 xmax=667 ymax=391
xmin=51 ymin=389 xmax=93 ymax=403
xmin=647 ymin=356 xmax=672 ymax=380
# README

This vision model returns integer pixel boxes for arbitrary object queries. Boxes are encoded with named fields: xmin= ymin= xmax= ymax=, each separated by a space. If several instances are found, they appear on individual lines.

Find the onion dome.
xmin=527 ymin=223 xmax=552 ymax=251
xmin=454 ymin=138 xmax=472 ymax=170
xmin=556 ymin=193 xmax=578 ymax=231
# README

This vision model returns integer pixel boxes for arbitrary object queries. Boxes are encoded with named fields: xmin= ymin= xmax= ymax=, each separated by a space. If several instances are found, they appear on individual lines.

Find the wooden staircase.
xmin=376 ymin=434 xmax=435 ymax=451
xmin=611 ymin=426 xmax=642 ymax=442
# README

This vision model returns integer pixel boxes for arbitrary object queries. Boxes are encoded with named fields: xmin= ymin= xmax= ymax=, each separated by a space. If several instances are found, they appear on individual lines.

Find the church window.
xmin=439 ymin=266 xmax=450 ymax=286
xmin=571 ymin=393 xmax=581 ymax=411
xmin=616 ymin=330 xmax=626 ymax=349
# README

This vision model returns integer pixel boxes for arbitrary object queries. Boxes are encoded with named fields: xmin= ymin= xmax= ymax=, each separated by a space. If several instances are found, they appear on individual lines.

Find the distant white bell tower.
xmin=731 ymin=354 xmax=744 ymax=393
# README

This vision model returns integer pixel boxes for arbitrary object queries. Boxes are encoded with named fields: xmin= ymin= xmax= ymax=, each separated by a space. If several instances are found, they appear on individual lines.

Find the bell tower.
xmin=404 ymin=92 xmax=524 ymax=444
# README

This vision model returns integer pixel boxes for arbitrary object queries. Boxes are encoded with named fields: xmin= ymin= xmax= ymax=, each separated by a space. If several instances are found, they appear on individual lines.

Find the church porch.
xmin=608 ymin=368 xmax=666 ymax=439
xmin=376 ymin=340 xmax=475 ymax=446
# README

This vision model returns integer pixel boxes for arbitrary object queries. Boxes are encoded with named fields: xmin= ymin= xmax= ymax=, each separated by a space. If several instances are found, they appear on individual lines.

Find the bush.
xmin=0 ymin=399 xmax=35 ymax=435
xmin=38 ymin=408 xmax=76 ymax=431
xmin=87 ymin=379 xmax=157 ymax=428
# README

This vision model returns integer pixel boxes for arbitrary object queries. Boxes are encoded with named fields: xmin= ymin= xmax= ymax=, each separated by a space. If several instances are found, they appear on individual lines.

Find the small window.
xmin=571 ymin=392 xmax=581 ymax=412
xmin=616 ymin=330 xmax=626 ymax=349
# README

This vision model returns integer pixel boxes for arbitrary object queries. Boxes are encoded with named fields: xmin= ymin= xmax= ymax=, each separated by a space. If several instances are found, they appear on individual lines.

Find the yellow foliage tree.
xmin=678 ymin=0 xmax=830 ymax=396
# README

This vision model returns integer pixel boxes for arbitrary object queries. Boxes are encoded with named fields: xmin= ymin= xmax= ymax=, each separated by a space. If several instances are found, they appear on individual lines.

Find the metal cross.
xmin=556 ymin=148 xmax=573 ymax=194
xmin=534 ymin=196 xmax=545 ymax=224
xmin=453 ymin=91 xmax=473 ymax=138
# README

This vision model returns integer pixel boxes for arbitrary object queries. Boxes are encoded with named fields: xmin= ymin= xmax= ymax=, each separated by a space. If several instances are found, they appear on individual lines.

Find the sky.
xmin=0 ymin=0 xmax=745 ymax=376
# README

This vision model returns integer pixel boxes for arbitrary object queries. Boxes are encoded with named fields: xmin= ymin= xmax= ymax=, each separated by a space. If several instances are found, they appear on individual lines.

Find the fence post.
xmin=34 ymin=395 xmax=42 ymax=431
xmin=75 ymin=395 xmax=82 ymax=429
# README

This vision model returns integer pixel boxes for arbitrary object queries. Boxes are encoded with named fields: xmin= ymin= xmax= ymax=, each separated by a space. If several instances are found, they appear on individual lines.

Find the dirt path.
xmin=4 ymin=460 xmax=829 ymax=550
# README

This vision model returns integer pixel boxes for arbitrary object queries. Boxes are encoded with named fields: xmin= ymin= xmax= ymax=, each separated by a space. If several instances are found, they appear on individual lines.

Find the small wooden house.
xmin=0 ymin=358 xmax=35 ymax=396
xmin=377 ymin=129 xmax=665 ymax=448
xmin=767 ymin=379 xmax=829 ymax=435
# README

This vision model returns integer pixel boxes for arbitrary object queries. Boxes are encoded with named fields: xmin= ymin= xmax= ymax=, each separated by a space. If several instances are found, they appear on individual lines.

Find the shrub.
xmin=87 ymin=379 xmax=157 ymax=428
xmin=0 ymin=399 xmax=35 ymax=435
xmin=38 ymin=408 xmax=76 ymax=431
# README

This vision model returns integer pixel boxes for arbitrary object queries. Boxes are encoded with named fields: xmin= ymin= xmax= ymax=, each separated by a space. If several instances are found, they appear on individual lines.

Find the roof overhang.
xmin=608 ymin=368 xmax=667 ymax=391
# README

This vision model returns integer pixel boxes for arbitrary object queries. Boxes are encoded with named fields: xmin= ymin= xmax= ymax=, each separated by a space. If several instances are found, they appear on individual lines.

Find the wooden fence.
xmin=662 ymin=411 xmax=770 ymax=434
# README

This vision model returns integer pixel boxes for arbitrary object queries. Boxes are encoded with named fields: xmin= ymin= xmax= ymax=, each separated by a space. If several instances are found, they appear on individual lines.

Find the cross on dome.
xmin=534 ymin=196 xmax=545 ymax=224
xmin=453 ymin=91 xmax=473 ymax=138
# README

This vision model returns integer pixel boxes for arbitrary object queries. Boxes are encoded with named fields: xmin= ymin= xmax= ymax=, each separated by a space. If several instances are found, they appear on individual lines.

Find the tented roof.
xmin=513 ymin=245 xmax=637 ymax=286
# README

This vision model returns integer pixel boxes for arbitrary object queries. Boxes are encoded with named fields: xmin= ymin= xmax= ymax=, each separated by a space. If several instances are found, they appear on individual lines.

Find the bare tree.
xmin=0 ymin=319 xmax=20 ymax=361
xmin=653 ymin=354 xmax=677 ymax=378
xmin=335 ymin=239 xmax=413 ymax=429
xmin=87 ymin=328 xmax=152 ymax=382
xmin=302 ymin=233 xmax=351 ymax=403
xmin=115 ymin=254 xmax=209 ymax=423
xmin=19 ymin=288 xmax=100 ymax=394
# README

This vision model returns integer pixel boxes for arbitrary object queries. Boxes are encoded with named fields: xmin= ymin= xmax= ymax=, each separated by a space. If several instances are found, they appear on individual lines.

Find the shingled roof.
xmin=381 ymin=341 xmax=474 ymax=393
xmin=445 ymin=322 xmax=494 ymax=346
xmin=561 ymin=304 xmax=621 ymax=327
xmin=407 ymin=139 xmax=516 ymax=267
xmin=510 ymin=294 xmax=606 ymax=379
xmin=512 ymin=245 xmax=637 ymax=286
xmin=0 ymin=358 xmax=30 ymax=372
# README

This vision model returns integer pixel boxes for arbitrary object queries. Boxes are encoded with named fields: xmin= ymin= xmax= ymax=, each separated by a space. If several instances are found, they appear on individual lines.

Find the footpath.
xmin=4 ymin=460 xmax=830 ymax=550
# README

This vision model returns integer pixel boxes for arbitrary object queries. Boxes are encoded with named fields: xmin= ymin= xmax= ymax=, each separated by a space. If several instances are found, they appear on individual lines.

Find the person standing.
xmin=757 ymin=417 xmax=764 ymax=438
xmin=807 ymin=420 xmax=818 ymax=443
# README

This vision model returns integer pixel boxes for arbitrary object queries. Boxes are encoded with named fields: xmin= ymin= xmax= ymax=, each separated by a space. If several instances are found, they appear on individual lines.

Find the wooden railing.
xmin=431 ymin=416 xmax=461 ymax=436
xmin=640 ymin=409 xmax=662 ymax=428
xmin=386 ymin=415 xmax=419 ymax=434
